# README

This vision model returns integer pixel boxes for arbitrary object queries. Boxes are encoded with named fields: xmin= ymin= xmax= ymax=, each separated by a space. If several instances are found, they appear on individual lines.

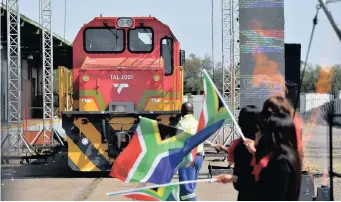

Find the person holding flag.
xmin=215 ymin=109 xmax=302 ymax=201
xmin=108 ymin=69 xmax=244 ymax=201
xmin=214 ymin=105 xmax=260 ymax=200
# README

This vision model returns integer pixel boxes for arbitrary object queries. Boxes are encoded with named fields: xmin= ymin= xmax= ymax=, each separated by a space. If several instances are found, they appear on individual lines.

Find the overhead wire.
xmin=63 ymin=0 xmax=67 ymax=44
xmin=62 ymin=0 xmax=67 ymax=59
xmin=326 ymin=0 xmax=341 ymax=3
xmin=293 ymin=5 xmax=321 ymax=116
xmin=318 ymin=0 xmax=341 ymax=41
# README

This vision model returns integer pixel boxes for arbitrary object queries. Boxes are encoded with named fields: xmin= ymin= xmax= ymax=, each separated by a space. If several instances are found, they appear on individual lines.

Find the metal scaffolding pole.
xmin=222 ymin=0 xmax=232 ymax=114
xmin=231 ymin=0 xmax=240 ymax=121
xmin=5 ymin=0 xmax=22 ymax=154
xmin=3 ymin=0 xmax=33 ymax=155
xmin=0 ymin=3 xmax=2 ymax=135
xmin=318 ymin=0 xmax=341 ymax=41
xmin=221 ymin=0 xmax=240 ymax=145
xmin=211 ymin=0 xmax=215 ymax=81
xmin=41 ymin=0 xmax=54 ymax=146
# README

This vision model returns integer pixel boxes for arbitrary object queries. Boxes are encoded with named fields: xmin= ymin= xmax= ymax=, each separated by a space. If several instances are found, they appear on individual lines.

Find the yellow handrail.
xmin=58 ymin=66 xmax=73 ymax=116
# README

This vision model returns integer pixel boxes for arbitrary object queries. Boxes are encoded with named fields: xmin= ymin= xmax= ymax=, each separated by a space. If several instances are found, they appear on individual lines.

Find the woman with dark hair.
xmin=213 ymin=105 xmax=260 ymax=200
xmin=215 ymin=114 xmax=302 ymax=201
xmin=251 ymin=114 xmax=302 ymax=200
xmin=261 ymin=95 xmax=304 ymax=161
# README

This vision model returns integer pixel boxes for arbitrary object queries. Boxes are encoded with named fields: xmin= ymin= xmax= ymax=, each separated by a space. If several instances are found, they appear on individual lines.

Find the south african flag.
xmin=121 ymin=185 xmax=179 ymax=201
xmin=199 ymin=69 xmax=232 ymax=131
xmin=189 ymin=70 xmax=233 ymax=158
xmin=110 ymin=116 xmax=225 ymax=184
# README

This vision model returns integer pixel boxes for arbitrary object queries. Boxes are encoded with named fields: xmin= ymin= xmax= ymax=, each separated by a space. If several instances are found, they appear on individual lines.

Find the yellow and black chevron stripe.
xmin=63 ymin=116 xmax=112 ymax=172
xmin=62 ymin=112 xmax=180 ymax=172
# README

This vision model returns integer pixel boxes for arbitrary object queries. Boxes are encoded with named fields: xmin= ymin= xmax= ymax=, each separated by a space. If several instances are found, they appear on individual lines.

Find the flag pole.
xmin=106 ymin=178 xmax=217 ymax=196
xmin=205 ymin=140 xmax=216 ymax=147
xmin=202 ymin=69 xmax=245 ymax=141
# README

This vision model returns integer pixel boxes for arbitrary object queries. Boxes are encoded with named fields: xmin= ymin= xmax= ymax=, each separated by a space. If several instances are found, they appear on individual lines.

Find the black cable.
xmin=334 ymin=172 xmax=341 ymax=178
xmin=63 ymin=0 xmax=67 ymax=44
xmin=293 ymin=5 xmax=321 ymax=117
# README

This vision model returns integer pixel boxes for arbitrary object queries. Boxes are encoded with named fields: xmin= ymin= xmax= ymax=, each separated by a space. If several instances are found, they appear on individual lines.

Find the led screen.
xmin=239 ymin=0 xmax=286 ymax=109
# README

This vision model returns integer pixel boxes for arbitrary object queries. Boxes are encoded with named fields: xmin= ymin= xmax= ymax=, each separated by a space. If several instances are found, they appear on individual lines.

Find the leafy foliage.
xmin=183 ymin=54 xmax=341 ymax=98
xmin=300 ymin=63 xmax=341 ymax=96
xmin=183 ymin=53 xmax=223 ymax=94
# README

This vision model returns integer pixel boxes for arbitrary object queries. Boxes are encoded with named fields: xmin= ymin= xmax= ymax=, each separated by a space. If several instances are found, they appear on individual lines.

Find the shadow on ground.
xmin=1 ymin=152 xmax=111 ymax=179
xmin=1 ymin=152 xmax=222 ymax=180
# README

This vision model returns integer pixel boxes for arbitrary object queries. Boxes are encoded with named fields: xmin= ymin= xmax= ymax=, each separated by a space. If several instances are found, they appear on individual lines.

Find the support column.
xmin=5 ymin=0 xmax=22 ymax=153
xmin=41 ymin=0 xmax=54 ymax=146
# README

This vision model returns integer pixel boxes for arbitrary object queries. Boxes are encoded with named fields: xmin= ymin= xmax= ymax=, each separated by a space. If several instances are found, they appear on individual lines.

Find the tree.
xmin=331 ymin=64 xmax=341 ymax=97
xmin=183 ymin=55 xmax=341 ymax=98
xmin=212 ymin=62 xmax=224 ymax=93
xmin=300 ymin=63 xmax=341 ymax=96
xmin=183 ymin=53 xmax=203 ymax=93
xmin=183 ymin=53 xmax=223 ymax=94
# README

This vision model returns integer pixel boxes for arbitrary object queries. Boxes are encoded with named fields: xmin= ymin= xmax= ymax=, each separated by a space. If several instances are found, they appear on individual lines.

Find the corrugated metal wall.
xmin=1 ymin=50 xmax=8 ymax=121
xmin=183 ymin=94 xmax=341 ymax=126
xmin=1 ymin=48 xmax=37 ymax=121
xmin=333 ymin=99 xmax=341 ymax=125
xmin=300 ymin=93 xmax=334 ymax=113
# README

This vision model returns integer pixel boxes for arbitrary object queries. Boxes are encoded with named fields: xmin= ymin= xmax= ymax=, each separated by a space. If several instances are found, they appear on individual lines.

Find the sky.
xmin=15 ymin=0 xmax=341 ymax=66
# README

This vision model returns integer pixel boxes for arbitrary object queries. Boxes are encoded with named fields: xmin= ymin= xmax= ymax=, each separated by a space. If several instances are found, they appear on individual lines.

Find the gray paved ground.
xmin=0 ymin=155 xmax=236 ymax=201
xmin=1 ymin=123 xmax=340 ymax=201
xmin=301 ymin=124 xmax=341 ymax=200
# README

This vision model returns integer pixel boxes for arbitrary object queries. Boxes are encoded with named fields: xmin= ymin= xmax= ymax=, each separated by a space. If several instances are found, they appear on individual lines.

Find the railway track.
xmin=73 ymin=178 xmax=103 ymax=201
xmin=72 ymin=178 xmax=146 ymax=201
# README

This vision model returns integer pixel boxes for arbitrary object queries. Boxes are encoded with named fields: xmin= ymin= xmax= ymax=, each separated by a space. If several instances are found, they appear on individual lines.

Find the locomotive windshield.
xmin=84 ymin=28 xmax=125 ymax=53
xmin=128 ymin=28 xmax=153 ymax=53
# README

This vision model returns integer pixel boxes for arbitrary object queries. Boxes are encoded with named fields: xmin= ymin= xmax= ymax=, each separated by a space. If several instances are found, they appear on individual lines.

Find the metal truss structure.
xmin=1 ymin=0 xmax=59 ymax=161
xmin=1 ymin=0 xmax=34 ymax=156
xmin=222 ymin=0 xmax=240 ymax=144
xmin=41 ymin=0 xmax=54 ymax=146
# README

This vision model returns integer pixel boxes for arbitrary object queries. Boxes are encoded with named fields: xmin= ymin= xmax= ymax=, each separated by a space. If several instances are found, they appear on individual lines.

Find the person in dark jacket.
xmin=215 ymin=114 xmax=302 ymax=201
xmin=214 ymin=105 xmax=260 ymax=200
xmin=260 ymin=95 xmax=304 ymax=162
xmin=251 ymin=114 xmax=302 ymax=200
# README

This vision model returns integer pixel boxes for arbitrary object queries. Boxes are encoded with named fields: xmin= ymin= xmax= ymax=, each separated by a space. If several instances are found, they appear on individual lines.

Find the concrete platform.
xmin=0 ymin=153 xmax=237 ymax=201
xmin=1 ymin=124 xmax=340 ymax=201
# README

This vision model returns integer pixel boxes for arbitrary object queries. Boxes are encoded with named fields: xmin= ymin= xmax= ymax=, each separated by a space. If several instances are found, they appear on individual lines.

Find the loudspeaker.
xmin=298 ymin=171 xmax=315 ymax=201
xmin=316 ymin=186 xmax=332 ymax=201
xmin=285 ymin=43 xmax=301 ymax=109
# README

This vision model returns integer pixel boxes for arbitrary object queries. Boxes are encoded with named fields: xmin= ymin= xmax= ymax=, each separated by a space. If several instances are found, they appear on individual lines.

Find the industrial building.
xmin=1 ymin=3 xmax=72 ymax=122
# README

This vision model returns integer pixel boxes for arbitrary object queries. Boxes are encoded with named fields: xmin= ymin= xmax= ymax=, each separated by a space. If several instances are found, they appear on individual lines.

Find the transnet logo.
xmin=113 ymin=83 xmax=129 ymax=94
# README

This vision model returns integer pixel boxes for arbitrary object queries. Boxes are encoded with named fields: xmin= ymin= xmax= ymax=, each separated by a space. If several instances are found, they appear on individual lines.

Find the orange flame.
xmin=250 ymin=19 xmax=336 ymax=171
xmin=322 ymin=170 xmax=328 ymax=186
xmin=315 ymin=66 xmax=334 ymax=94
xmin=304 ymin=66 xmax=335 ymax=143
xmin=252 ymin=53 xmax=286 ymax=97
xmin=250 ymin=20 xmax=303 ymax=159
xmin=250 ymin=20 xmax=285 ymax=97
xmin=308 ymin=166 xmax=312 ymax=176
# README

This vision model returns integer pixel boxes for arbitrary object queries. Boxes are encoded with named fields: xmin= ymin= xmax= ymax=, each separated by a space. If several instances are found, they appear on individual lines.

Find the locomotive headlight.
xmin=117 ymin=105 xmax=126 ymax=112
xmin=81 ymin=138 xmax=89 ymax=145
xmin=153 ymin=75 xmax=160 ymax=82
xmin=117 ymin=18 xmax=134 ymax=28
xmin=82 ymin=75 xmax=89 ymax=82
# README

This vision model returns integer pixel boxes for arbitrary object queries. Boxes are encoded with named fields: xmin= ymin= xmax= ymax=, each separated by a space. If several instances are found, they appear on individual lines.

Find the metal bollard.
xmin=299 ymin=171 xmax=315 ymax=201
xmin=316 ymin=186 xmax=331 ymax=201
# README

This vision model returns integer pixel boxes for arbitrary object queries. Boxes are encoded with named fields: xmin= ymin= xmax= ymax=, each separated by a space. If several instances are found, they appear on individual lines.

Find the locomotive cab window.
xmin=128 ymin=28 xmax=153 ymax=53
xmin=84 ymin=28 xmax=124 ymax=53
xmin=161 ymin=38 xmax=173 ymax=76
